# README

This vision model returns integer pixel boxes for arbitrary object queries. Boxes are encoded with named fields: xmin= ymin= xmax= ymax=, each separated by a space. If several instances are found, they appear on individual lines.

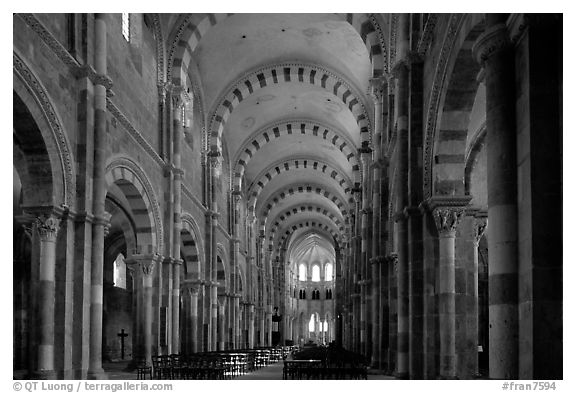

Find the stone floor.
xmin=13 ymin=361 xmax=395 ymax=380
xmin=101 ymin=360 xmax=394 ymax=380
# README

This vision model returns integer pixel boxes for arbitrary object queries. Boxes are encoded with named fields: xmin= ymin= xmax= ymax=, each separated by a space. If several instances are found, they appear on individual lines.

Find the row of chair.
xmin=282 ymin=361 xmax=368 ymax=380
xmin=136 ymin=347 xmax=294 ymax=380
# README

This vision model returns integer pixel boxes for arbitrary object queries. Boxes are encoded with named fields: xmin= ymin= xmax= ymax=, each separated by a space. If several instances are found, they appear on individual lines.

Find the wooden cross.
xmin=117 ymin=329 xmax=129 ymax=359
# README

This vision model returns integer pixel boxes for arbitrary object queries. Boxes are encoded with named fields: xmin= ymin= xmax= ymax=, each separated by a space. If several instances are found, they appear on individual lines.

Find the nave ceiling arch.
xmin=161 ymin=13 xmax=388 ymax=268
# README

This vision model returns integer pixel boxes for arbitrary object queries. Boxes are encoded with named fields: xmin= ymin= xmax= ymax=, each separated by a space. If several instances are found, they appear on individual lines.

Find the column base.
xmin=394 ymin=371 xmax=409 ymax=379
xmin=30 ymin=370 xmax=57 ymax=380
xmin=437 ymin=375 xmax=459 ymax=380
xmin=87 ymin=367 xmax=108 ymax=380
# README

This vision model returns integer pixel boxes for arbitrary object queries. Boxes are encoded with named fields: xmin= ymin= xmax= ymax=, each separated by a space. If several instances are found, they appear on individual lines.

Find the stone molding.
xmin=13 ymin=52 xmax=76 ymax=208
xmin=472 ymin=23 xmax=511 ymax=65
xmin=150 ymin=14 xmax=165 ymax=88
xmin=16 ymin=14 xmax=169 ymax=197
xmin=368 ymin=14 xmax=389 ymax=75
xmin=18 ymin=14 xmax=80 ymax=69
xmin=106 ymin=99 xmax=164 ymax=166
xmin=417 ymin=14 xmax=438 ymax=56
xmin=181 ymin=184 xmax=208 ymax=213
xmin=423 ymin=14 xmax=466 ymax=199
xmin=106 ymin=157 xmax=165 ymax=255
xmin=73 ymin=65 xmax=113 ymax=90
xmin=389 ymin=14 xmax=399 ymax=66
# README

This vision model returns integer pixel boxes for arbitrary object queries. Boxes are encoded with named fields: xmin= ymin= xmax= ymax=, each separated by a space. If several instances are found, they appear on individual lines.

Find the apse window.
xmin=325 ymin=263 xmax=333 ymax=281
xmin=299 ymin=264 xmax=307 ymax=281
xmin=311 ymin=265 xmax=320 ymax=282
xmin=113 ymin=253 xmax=127 ymax=289
xmin=308 ymin=314 xmax=316 ymax=332
xmin=122 ymin=13 xmax=130 ymax=42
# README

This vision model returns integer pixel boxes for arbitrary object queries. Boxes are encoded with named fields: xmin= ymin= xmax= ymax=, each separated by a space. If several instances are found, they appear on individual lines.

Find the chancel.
xmin=12 ymin=13 xmax=562 ymax=380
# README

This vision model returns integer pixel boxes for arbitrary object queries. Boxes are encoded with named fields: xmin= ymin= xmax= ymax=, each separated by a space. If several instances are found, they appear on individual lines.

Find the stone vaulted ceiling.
xmin=168 ymin=13 xmax=384 ymax=261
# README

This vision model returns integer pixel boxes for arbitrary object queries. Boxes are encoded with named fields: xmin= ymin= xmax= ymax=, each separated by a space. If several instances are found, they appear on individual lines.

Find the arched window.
xmin=325 ymin=263 xmax=333 ymax=281
xmin=311 ymin=265 xmax=320 ymax=282
xmin=308 ymin=314 xmax=316 ymax=332
xmin=113 ymin=254 xmax=127 ymax=289
xmin=122 ymin=13 xmax=130 ymax=42
xmin=299 ymin=264 xmax=307 ymax=281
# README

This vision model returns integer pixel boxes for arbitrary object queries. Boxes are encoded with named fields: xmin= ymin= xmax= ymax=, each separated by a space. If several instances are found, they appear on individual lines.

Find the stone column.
xmin=126 ymin=254 xmax=159 ymax=366
xmin=391 ymin=13 xmax=411 ymax=379
xmin=208 ymin=152 xmax=222 ymax=351
xmin=387 ymin=253 xmax=399 ymax=375
xmin=30 ymin=211 xmax=61 ymax=379
xmin=218 ymin=295 xmax=227 ymax=351
xmin=473 ymin=15 xmax=519 ymax=380
xmin=369 ymin=75 xmax=386 ymax=367
xmin=360 ymin=149 xmax=372 ymax=357
xmin=472 ymin=213 xmax=487 ymax=376
xmin=249 ymin=303 xmax=256 ymax=348
xmin=88 ymin=12 xmax=110 ymax=380
xmin=187 ymin=283 xmax=201 ymax=353
xmin=426 ymin=197 xmax=470 ymax=379
xmin=379 ymin=255 xmax=390 ymax=372
xmin=370 ymin=256 xmax=381 ymax=367
xmin=266 ymin=305 xmax=273 ymax=346
xmin=171 ymin=88 xmax=185 ymax=354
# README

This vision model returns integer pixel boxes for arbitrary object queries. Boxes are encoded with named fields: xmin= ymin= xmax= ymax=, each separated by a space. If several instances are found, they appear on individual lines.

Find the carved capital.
xmin=141 ymin=260 xmax=155 ymax=276
xmin=423 ymin=195 xmax=471 ymax=235
xmin=207 ymin=150 xmax=223 ymax=175
xmin=36 ymin=214 xmax=61 ymax=242
xmin=125 ymin=254 xmax=160 ymax=276
xmin=472 ymin=23 xmax=511 ymax=65
xmin=385 ymin=253 xmax=398 ymax=268
xmin=432 ymin=207 xmax=465 ymax=235
xmin=170 ymin=85 xmax=186 ymax=110
xmin=369 ymin=76 xmax=388 ymax=103
xmin=102 ymin=211 xmax=113 ymax=238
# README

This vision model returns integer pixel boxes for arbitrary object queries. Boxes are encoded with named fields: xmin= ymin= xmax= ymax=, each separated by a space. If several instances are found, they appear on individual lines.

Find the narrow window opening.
xmin=122 ymin=13 xmax=130 ymax=42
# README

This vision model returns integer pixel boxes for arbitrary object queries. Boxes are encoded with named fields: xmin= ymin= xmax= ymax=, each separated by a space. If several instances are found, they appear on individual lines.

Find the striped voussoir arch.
xmin=345 ymin=13 xmax=387 ymax=77
xmin=105 ymin=201 xmax=137 ymax=257
xmin=277 ymin=220 xmax=341 ymax=250
xmin=233 ymin=120 xmax=360 ymax=190
xmin=234 ymin=120 xmax=360 ymax=190
xmin=216 ymin=243 xmax=229 ymax=289
xmin=208 ymin=63 xmax=371 ymax=152
xmin=432 ymin=20 xmax=484 ymax=196
xmin=258 ymin=183 xmax=353 ymax=227
xmin=181 ymin=213 xmax=204 ymax=281
xmin=267 ymin=205 xmax=346 ymax=243
xmin=170 ymin=13 xmax=231 ymax=86
xmin=105 ymin=162 xmax=161 ymax=255
xmin=170 ymin=13 xmax=386 ymax=90
xmin=247 ymin=158 xmax=354 ymax=210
